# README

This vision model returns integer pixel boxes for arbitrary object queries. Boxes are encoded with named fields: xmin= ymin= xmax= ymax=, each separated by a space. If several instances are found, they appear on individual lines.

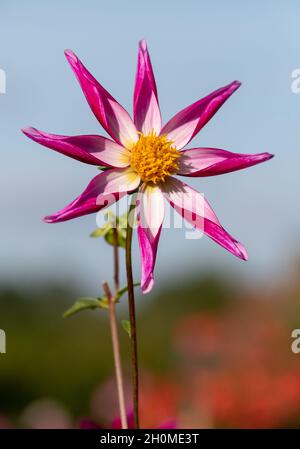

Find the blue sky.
xmin=0 ymin=0 xmax=299 ymax=293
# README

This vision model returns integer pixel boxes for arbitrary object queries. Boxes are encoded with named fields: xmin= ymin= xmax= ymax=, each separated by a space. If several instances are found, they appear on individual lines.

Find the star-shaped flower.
xmin=23 ymin=40 xmax=273 ymax=293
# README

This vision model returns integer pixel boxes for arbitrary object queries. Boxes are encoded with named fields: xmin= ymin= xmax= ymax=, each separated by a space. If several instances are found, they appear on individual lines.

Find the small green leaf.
xmin=63 ymin=297 xmax=102 ymax=318
xmin=98 ymin=296 xmax=109 ymax=309
xmin=121 ymin=320 xmax=131 ymax=338
xmin=90 ymin=223 xmax=111 ymax=238
xmin=117 ymin=283 xmax=140 ymax=300
xmin=90 ymin=209 xmax=136 ymax=248
xmin=116 ymin=212 xmax=128 ymax=229
xmin=97 ymin=166 xmax=111 ymax=171
xmin=104 ymin=210 xmax=115 ymax=220
xmin=104 ymin=228 xmax=127 ymax=249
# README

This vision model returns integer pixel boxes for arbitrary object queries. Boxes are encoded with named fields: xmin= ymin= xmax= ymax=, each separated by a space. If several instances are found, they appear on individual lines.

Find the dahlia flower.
xmin=22 ymin=41 xmax=273 ymax=293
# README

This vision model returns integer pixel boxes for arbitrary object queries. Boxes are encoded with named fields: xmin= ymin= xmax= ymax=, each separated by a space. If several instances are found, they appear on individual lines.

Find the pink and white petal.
xmin=65 ymin=50 xmax=138 ymax=147
xmin=22 ymin=127 xmax=130 ymax=168
xmin=99 ymin=168 xmax=140 ymax=195
xmin=44 ymin=177 xmax=122 ymax=223
xmin=44 ymin=168 xmax=140 ymax=223
xmin=161 ymin=177 xmax=248 ymax=260
xmin=160 ymin=81 xmax=241 ymax=150
xmin=137 ymin=183 xmax=165 ymax=293
xmin=134 ymin=40 xmax=162 ymax=135
xmin=178 ymin=148 xmax=274 ymax=177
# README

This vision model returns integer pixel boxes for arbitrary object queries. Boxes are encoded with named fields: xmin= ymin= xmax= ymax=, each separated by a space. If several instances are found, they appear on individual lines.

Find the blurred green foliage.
xmin=0 ymin=274 xmax=234 ymax=420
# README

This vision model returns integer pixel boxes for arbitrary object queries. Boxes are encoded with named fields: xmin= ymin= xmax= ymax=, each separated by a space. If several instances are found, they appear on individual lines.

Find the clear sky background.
xmin=0 ymin=0 xmax=299 ymax=294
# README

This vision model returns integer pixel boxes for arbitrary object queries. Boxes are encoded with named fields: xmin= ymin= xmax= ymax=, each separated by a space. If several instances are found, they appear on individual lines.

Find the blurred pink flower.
xmin=80 ymin=410 xmax=175 ymax=429
xmin=23 ymin=40 xmax=273 ymax=293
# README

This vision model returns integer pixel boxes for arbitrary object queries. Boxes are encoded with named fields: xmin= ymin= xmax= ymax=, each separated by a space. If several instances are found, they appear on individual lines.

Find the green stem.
xmin=126 ymin=194 xmax=139 ymax=429
xmin=113 ymin=227 xmax=119 ymax=292
xmin=103 ymin=281 xmax=128 ymax=430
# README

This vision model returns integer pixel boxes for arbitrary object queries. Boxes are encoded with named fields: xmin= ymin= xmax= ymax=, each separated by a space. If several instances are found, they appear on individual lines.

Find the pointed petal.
xmin=134 ymin=40 xmax=162 ymax=135
xmin=160 ymin=81 xmax=241 ymax=149
xmin=65 ymin=50 xmax=138 ymax=147
xmin=22 ymin=127 xmax=130 ymax=168
xmin=161 ymin=177 xmax=248 ymax=260
xmin=137 ymin=183 xmax=164 ymax=293
xmin=44 ymin=168 xmax=140 ymax=223
xmin=178 ymin=148 xmax=274 ymax=177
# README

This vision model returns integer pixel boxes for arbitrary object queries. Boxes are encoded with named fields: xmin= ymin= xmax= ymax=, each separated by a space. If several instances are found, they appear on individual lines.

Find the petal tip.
xmin=265 ymin=152 xmax=274 ymax=160
xmin=236 ymin=243 xmax=248 ymax=261
xmin=21 ymin=126 xmax=38 ymax=137
xmin=43 ymin=214 xmax=62 ymax=223
xmin=256 ymin=152 xmax=274 ymax=163
xmin=64 ymin=49 xmax=77 ymax=64
xmin=139 ymin=39 xmax=147 ymax=51
xmin=230 ymin=80 xmax=242 ymax=92
xmin=141 ymin=277 xmax=154 ymax=294
xmin=21 ymin=126 xmax=31 ymax=135
xmin=42 ymin=215 xmax=54 ymax=223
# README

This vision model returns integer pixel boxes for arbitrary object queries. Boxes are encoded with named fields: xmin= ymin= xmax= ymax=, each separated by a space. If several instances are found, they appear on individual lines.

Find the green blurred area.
xmin=1 ymin=265 xmax=300 ymax=428
xmin=0 ymin=274 xmax=232 ymax=417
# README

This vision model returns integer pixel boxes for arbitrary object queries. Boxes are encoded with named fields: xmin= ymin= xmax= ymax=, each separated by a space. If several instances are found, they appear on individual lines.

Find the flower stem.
xmin=126 ymin=194 xmax=139 ymax=429
xmin=103 ymin=281 xmax=128 ymax=429
xmin=113 ymin=227 xmax=119 ymax=292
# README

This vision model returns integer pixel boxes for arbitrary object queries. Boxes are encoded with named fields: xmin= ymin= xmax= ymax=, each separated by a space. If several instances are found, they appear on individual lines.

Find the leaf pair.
xmin=63 ymin=283 xmax=140 ymax=318
xmin=90 ymin=211 xmax=128 ymax=249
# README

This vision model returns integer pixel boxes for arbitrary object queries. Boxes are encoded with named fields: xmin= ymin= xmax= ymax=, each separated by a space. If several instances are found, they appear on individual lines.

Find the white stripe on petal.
xmin=138 ymin=183 xmax=165 ymax=238
xmin=96 ymin=168 xmax=140 ymax=202
xmin=137 ymin=183 xmax=164 ymax=293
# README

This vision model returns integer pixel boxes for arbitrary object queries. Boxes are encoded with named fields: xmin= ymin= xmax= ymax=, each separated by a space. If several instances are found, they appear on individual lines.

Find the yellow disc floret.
xmin=130 ymin=131 xmax=180 ymax=184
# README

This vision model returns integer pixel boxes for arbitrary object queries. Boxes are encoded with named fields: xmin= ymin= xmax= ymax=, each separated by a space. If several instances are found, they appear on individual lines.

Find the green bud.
xmin=121 ymin=320 xmax=131 ymax=338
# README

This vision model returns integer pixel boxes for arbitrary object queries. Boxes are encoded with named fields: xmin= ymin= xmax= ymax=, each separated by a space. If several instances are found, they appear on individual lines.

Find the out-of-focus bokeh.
xmin=1 ymin=264 xmax=300 ymax=429
xmin=0 ymin=0 xmax=300 ymax=429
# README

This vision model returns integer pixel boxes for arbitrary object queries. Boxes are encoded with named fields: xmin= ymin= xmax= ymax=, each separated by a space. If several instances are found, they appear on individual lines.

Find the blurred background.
xmin=0 ymin=0 xmax=300 ymax=428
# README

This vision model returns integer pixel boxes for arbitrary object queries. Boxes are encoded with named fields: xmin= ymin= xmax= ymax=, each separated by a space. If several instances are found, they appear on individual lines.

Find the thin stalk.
xmin=113 ymin=227 xmax=119 ymax=292
xmin=103 ymin=281 xmax=128 ymax=429
xmin=125 ymin=194 xmax=139 ymax=429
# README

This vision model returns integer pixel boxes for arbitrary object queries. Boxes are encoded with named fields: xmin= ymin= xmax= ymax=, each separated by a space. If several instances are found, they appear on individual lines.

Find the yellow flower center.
xmin=130 ymin=132 xmax=180 ymax=184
